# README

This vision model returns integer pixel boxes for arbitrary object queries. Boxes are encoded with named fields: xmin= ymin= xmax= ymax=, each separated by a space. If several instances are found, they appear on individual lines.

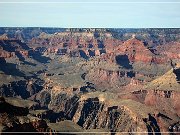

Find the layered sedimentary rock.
xmin=0 ymin=39 xmax=29 ymax=60
xmin=0 ymin=34 xmax=8 ymax=40
xmin=0 ymin=28 xmax=180 ymax=134
xmin=0 ymin=49 xmax=15 ymax=58
xmin=156 ymin=42 xmax=180 ymax=59
xmin=0 ymin=97 xmax=52 ymax=134
xmin=69 ymin=92 xmax=162 ymax=133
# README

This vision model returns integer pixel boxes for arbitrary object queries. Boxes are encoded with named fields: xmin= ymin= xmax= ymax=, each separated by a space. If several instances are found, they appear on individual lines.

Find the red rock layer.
xmin=0 ymin=49 xmax=15 ymax=58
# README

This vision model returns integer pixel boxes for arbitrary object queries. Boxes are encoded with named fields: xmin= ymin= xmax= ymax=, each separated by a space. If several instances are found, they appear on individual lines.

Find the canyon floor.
xmin=0 ymin=28 xmax=180 ymax=134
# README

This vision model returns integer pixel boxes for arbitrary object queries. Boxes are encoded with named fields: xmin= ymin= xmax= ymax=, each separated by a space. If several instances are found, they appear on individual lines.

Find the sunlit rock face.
xmin=0 ymin=28 xmax=180 ymax=134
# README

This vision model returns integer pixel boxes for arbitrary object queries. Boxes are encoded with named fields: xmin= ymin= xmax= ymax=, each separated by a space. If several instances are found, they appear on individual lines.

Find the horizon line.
xmin=0 ymin=132 xmax=180 ymax=133
xmin=1 ymin=1 xmax=180 ymax=4
xmin=0 ymin=27 xmax=180 ymax=28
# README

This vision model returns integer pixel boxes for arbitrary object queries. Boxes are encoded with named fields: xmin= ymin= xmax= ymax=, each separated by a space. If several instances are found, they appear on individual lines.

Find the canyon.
xmin=0 ymin=28 xmax=179 ymax=134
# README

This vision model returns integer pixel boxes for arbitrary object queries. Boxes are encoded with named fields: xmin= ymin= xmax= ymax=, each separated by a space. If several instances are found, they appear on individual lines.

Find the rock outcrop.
xmin=0 ymin=97 xmax=52 ymax=134
xmin=0 ymin=28 xmax=180 ymax=134
xmin=70 ymin=92 xmax=160 ymax=133
xmin=0 ymin=34 xmax=8 ymax=40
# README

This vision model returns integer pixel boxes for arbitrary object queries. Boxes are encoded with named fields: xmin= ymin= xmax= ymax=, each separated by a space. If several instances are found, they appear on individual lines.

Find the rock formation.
xmin=0 ymin=28 xmax=179 ymax=134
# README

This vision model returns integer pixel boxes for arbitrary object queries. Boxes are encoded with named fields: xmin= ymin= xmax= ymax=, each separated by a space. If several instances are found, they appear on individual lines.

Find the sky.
xmin=0 ymin=0 xmax=180 ymax=28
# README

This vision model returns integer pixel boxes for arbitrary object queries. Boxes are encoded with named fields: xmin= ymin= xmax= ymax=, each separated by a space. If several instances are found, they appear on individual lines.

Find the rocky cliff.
xmin=0 ymin=28 xmax=179 ymax=134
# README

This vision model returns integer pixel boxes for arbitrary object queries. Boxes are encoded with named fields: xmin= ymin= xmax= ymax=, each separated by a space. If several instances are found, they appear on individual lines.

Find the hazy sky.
xmin=0 ymin=0 xmax=180 ymax=28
